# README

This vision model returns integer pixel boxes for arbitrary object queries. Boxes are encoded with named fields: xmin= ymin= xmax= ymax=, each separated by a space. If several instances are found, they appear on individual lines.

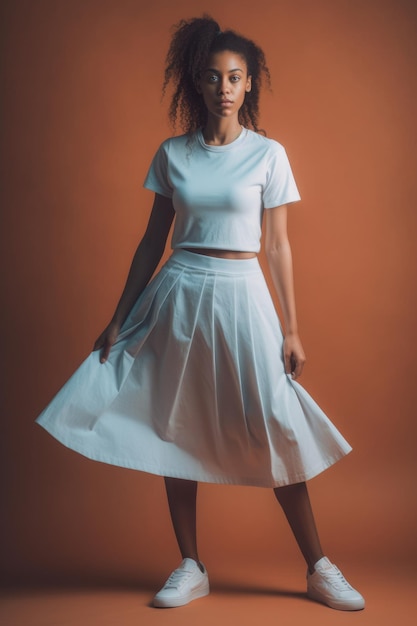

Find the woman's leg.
xmin=164 ymin=477 xmax=202 ymax=568
xmin=274 ymin=481 xmax=365 ymax=610
xmin=274 ymin=481 xmax=324 ymax=574
xmin=153 ymin=478 xmax=208 ymax=607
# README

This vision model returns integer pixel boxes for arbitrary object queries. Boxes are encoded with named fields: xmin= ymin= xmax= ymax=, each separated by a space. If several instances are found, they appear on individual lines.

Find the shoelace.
xmin=322 ymin=566 xmax=354 ymax=591
xmin=164 ymin=568 xmax=193 ymax=589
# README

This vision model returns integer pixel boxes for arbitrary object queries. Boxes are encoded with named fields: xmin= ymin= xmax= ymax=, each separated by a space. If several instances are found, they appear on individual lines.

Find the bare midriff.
xmin=183 ymin=247 xmax=256 ymax=259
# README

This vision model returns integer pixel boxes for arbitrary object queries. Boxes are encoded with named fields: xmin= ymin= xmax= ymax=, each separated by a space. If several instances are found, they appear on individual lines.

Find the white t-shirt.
xmin=143 ymin=127 xmax=301 ymax=252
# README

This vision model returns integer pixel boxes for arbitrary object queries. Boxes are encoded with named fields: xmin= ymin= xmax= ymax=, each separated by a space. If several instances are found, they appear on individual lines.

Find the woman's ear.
xmin=246 ymin=76 xmax=252 ymax=93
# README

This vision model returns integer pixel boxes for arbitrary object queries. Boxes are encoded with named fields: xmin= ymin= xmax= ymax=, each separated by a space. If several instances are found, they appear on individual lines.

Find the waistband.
xmin=168 ymin=249 xmax=261 ymax=275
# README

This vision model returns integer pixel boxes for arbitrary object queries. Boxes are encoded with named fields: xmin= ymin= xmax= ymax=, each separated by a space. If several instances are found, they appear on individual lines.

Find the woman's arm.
xmin=93 ymin=193 xmax=175 ymax=362
xmin=264 ymin=204 xmax=306 ymax=379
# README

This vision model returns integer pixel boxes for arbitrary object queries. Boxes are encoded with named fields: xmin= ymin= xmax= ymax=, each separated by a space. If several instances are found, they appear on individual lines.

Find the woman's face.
xmin=198 ymin=50 xmax=252 ymax=120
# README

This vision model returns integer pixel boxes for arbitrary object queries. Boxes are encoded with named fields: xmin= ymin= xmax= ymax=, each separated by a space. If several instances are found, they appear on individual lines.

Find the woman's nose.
xmin=218 ymin=77 xmax=230 ymax=94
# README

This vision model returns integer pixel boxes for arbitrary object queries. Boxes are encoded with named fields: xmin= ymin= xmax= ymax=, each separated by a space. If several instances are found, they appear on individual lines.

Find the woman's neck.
xmin=202 ymin=119 xmax=243 ymax=146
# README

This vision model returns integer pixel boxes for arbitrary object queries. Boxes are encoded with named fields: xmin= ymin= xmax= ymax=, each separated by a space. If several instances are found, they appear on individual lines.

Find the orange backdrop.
xmin=1 ymin=0 xmax=416 ymax=586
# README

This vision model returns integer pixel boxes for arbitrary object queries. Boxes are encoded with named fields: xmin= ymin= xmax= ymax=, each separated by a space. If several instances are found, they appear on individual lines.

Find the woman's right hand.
xmin=93 ymin=321 xmax=121 ymax=364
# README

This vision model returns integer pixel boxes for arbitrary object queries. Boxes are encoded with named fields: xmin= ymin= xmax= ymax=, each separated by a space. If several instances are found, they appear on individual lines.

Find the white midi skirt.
xmin=36 ymin=250 xmax=352 ymax=488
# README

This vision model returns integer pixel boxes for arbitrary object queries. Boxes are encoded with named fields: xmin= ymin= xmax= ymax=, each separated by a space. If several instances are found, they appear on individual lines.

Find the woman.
xmin=36 ymin=16 xmax=364 ymax=611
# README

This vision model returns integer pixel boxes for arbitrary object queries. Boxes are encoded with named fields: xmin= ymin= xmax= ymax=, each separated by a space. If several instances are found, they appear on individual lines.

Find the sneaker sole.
xmin=307 ymin=587 xmax=365 ymax=611
xmin=153 ymin=582 xmax=210 ymax=608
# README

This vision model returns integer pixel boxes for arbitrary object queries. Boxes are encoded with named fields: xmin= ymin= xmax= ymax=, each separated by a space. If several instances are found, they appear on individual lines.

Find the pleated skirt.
xmin=36 ymin=249 xmax=352 ymax=488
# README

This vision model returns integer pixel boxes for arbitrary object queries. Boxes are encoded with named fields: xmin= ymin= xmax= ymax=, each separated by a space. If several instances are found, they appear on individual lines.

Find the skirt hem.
xmin=36 ymin=421 xmax=352 ymax=489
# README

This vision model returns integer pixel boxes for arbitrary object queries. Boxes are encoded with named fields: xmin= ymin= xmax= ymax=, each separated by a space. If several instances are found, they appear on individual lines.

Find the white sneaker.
xmin=307 ymin=557 xmax=365 ymax=611
xmin=153 ymin=558 xmax=209 ymax=608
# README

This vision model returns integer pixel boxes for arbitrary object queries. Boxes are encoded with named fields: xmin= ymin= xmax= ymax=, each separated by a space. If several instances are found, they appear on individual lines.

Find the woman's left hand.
xmin=283 ymin=333 xmax=306 ymax=379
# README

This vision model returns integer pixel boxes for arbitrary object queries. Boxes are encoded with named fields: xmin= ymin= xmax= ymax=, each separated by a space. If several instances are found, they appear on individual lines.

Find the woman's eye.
xmin=231 ymin=75 xmax=240 ymax=82
xmin=208 ymin=75 xmax=219 ymax=83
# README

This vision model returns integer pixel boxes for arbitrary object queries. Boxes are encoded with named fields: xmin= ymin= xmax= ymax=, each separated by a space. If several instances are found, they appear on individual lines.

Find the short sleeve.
xmin=143 ymin=141 xmax=173 ymax=198
xmin=263 ymin=143 xmax=301 ymax=209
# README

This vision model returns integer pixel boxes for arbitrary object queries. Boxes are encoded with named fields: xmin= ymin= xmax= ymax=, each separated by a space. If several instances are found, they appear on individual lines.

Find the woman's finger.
xmin=93 ymin=336 xmax=104 ymax=352
xmin=100 ymin=340 xmax=112 ymax=364
xmin=292 ymin=358 xmax=302 ymax=379
xmin=284 ymin=350 xmax=294 ymax=375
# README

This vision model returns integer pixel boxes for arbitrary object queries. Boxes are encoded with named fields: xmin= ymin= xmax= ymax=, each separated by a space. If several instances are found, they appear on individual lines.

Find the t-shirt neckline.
xmin=197 ymin=127 xmax=248 ymax=152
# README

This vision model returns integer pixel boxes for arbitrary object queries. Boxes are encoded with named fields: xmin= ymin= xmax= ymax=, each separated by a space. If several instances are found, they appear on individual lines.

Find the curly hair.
xmin=163 ymin=15 xmax=271 ymax=134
